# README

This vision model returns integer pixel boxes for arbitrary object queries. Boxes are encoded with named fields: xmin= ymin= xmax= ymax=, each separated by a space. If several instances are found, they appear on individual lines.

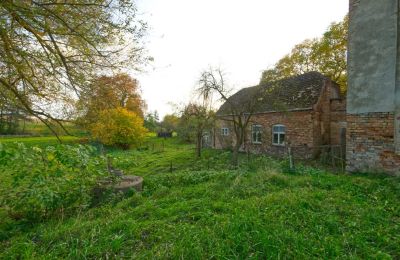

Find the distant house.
xmin=212 ymin=72 xmax=346 ymax=158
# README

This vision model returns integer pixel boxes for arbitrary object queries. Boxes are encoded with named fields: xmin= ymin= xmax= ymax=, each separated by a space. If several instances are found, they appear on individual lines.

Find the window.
xmin=252 ymin=124 xmax=262 ymax=144
xmin=272 ymin=124 xmax=286 ymax=146
xmin=221 ymin=127 xmax=229 ymax=136
xmin=202 ymin=132 xmax=211 ymax=147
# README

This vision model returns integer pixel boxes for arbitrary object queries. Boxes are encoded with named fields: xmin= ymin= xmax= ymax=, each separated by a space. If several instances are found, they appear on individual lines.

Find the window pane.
xmin=279 ymin=134 xmax=285 ymax=144
xmin=257 ymin=132 xmax=262 ymax=142
xmin=221 ymin=128 xmax=228 ymax=136
xmin=273 ymin=133 xmax=279 ymax=144
xmin=273 ymin=125 xmax=286 ymax=133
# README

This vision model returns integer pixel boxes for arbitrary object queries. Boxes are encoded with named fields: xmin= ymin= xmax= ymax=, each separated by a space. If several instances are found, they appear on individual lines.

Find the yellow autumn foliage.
xmin=91 ymin=108 xmax=147 ymax=149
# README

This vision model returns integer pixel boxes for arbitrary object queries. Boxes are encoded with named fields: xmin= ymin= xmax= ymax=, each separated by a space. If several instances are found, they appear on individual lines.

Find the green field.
xmin=1 ymin=121 xmax=87 ymax=137
xmin=0 ymin=136 xmax=81 ymax=146
xmin=0 ymin=137 xmax=399 ymax=259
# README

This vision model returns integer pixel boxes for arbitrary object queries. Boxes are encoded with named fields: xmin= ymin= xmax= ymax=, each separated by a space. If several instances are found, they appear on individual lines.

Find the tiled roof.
xmin=217 ymin=72 xmax=330 ymax=115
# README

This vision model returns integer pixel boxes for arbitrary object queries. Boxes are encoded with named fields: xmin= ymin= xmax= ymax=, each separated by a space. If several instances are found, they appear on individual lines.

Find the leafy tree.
xmin=160 ymin=114 xmax=179 ymax=133
xmin=0 ymin=1 xmax=147 ymax=137
xmin=260 ymin=15 xmax=348 ymax=93
xmin=176 ymin=116 xmax=194 ymax=143
xmin=316 ymin=16 xmax=348 ymax=90
xmin=91 ymin=108 xmax=147 ymax=149
xmin=77 ymin=73 xmax=146 ymax=126
xmin=178 ymin=103 xmax=214 ymax=158
xmin=144 ymin=111 xmax=160 ymax=133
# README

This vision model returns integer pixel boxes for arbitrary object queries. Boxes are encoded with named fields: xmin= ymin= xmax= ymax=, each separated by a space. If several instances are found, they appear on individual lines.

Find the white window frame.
xmin=251 ymin=124 xmax=262 ymax=144
xmin=221 ymin=127 xmax=229 ymax=136
xmin=272 ymin=124 xmax=286 ymax=146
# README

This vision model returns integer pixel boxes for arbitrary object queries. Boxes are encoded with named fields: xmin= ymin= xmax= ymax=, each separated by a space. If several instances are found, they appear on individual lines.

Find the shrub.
xmin=91 ymin=107 xmax=147 ymax=149
xmin=0 ymin=143 xmax=107 ymax=221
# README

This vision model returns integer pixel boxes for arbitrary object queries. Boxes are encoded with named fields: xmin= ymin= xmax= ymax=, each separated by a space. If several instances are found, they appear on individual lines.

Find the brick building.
xmin=212 ymin=72 xmax=346 ymax=159
xmin=346 ymin=0 xmax=400 ymax=175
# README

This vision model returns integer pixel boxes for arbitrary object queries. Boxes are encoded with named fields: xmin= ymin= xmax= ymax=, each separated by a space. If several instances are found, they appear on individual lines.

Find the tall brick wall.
xmin=347 ymin=113 xmax=400 ymax=176
xmin=346 ymin=0 xmax=400 ymax=175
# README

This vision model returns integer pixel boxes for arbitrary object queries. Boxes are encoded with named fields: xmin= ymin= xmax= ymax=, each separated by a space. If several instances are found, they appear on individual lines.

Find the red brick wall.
xmin=347 ymin=112 xmax=400 ymax=176
xmin=315 ymin=82 xmax=333 ymax=145
xmin=213 ymin=79 xmax=347 ymax=160
xmin=214 ymin=111 xmax=315 ymax=158
xmin=330 ymin=99 xmax=347 ymax=146
xmin=313 ymin=81 xmax=346 ymax=147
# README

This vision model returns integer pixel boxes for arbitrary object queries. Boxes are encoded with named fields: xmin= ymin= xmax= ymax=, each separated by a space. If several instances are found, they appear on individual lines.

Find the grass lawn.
xmin=0 ymin=137 xmax=399 ymax=259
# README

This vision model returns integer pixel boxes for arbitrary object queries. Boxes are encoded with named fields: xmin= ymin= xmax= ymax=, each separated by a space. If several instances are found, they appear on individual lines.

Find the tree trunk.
xmin=196 ymin=133 xmax=202 ymax=158
xmin=231 ymin=127 xmax=245 ymax=166
xmin=231 ymin=133 xmax=242 ymax=166
xmin=231 ymin=143 xmax=240 ymax=166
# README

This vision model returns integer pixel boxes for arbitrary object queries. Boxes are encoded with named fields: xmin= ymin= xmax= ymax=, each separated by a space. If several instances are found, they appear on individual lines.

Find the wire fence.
xmin=106 ymin=138 xmax=347 ymax=174
xmin=283 ymin=144 xmax=346 ymax=173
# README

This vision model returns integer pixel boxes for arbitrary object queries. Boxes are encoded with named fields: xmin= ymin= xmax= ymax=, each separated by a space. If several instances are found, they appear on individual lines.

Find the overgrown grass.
xmin=0 ymin=137 xmax=399 ymax=259
xmin=0 ymin=136 xmax=81 ymax=147
xmin=4 ymin=121 xmax=87 ymax=137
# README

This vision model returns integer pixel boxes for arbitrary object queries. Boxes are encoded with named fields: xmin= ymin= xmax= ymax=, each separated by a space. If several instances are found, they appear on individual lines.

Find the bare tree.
xmin=197 ymin=67 xmax=262 ymax=166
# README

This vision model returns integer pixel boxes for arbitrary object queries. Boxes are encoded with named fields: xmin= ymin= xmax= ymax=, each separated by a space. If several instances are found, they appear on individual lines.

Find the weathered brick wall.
xmin=330 ymin=99 xmax=347 ymax=146
xmin=318 ymin=83 xmax=332 ymax=145
xmin=313 ymin=81 xmax=346 ymax=149
xmin=213 ymin=80 xmax=346 ymax=160
xmin=347 ymin=112 xmax=400 ymax=176
xmin=248 ymin=111 xmax=314 ymax=157
xmin=346 ymin=0 xmax=399 ymax=175
xmin=213 ymin=119 xmax=234 ymax=150
xmin=214 ymin=111 xmax=315 ymax=158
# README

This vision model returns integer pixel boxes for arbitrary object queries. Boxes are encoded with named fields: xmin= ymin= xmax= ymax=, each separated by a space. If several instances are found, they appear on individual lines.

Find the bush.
xmin=91 ymin=108 xmax=147 ymax=149
xmin=0 ymin=143 xmax=107 ymax=221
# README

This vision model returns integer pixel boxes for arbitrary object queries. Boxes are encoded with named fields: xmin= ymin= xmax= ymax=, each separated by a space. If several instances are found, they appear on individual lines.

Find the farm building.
xmin=212 ymin=72 xmax=346 ymax=159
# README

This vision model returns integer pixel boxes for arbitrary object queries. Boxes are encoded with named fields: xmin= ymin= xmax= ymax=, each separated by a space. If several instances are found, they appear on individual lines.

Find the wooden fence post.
xmin=288 ymin=144 xmax=295 ymax=172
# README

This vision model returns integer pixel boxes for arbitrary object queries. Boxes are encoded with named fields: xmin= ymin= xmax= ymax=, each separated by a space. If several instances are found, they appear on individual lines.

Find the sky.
xmin=133 ymin=0 xmax=349 ymax=118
